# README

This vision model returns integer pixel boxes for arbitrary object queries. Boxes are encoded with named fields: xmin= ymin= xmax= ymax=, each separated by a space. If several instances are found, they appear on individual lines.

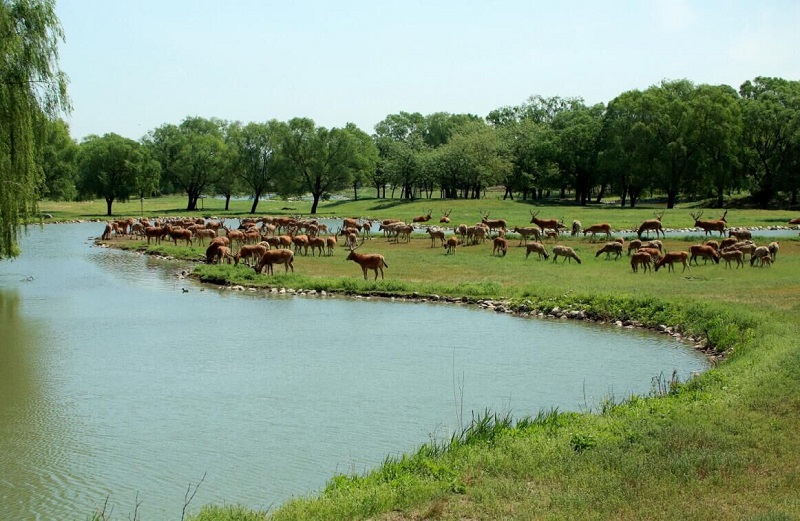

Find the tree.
xmin=277 ymin=118 xmax=377 ymax=214
xmin=229 ymin=120 xmax=282 ymax=214
xmin=40 ymin=118 xmax=78 ymax=201
xmin=436 ymin=121 xmax=511 ymax=199
xmin=77 ymin=133 xmax=159 ymax=216
xmin=147 ymin=117 xmax=227 ymax=211
xmin=552 ymin=102 xmax=605 ymax=205
xmin=739 ymin=77 xmax=800 ymax=207
xmin=1 ymin=0 xmax=69 ymax=258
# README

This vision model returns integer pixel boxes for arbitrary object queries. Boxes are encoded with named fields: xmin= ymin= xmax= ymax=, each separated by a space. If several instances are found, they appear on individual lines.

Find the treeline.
xmin=40 ymin=76 xmax=800 ymax=215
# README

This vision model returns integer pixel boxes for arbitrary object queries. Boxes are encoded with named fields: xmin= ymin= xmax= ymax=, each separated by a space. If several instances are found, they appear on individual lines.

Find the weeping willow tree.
xmin=0 ymin=0 xmax=69 ymax=258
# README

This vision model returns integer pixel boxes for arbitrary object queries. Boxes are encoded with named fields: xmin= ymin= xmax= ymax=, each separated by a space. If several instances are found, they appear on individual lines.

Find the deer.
xmin=728 ymin=228 xmax=751 ymax=241
xmin=443 ymin=236 xmax=459 ymax=255
xmin=525 ymin=242 xmax=549 ymax=260
xmin=630 ymin=251 xmax=653 ymax=273
xmin=194 ymin=228 xmax=218 ymax=245
xmin=638 ymin=247 xmax=663 ymax=262
xmin=654 ymin=251 xmax=690 ymax=272
xmin=492 ymin=237 xmax=508 ymax=256
xmin=595 ymin=242 xmax=623 ymax=260
xmin=720 ymin=248 xmax=744 ymax=269
xmin=307 ymin=236 xmax=326 ymax=257
xmin=768 ymin=241 xmax=779 ymax=261
xmin=167 ymin=225 xmax=193 ymax=247
xmin=788 ymin=217 xmax=800 ymax=225
xmin=637 ymin=211 xmax=665 ymax=239
xmin=689 ymin=244 xmax=720 ymax=265
xmin=254 ymin=249 xmax=295 ymax=275
xmin=512 ymin=226 xmax=542 ymax=245
xmin=426 ymin=227 xmax=446 ymax=248
xmin=552 ymin=245 xmax=581 ymax=264
xmin=571 ymin=220 xmax=582 ymax=236
xmin=291 ymin=234 xmax=310 ymax=256
xmin=466 ymin=225 xmax=488 ymax=245
xmin=101 ymin=222 xmax=113 ymax=241
xmin=234 ymin=244 xmax=269 ymax=267
xmin=481 ymin=212 xmax=507 ymax=236
xmin=582 ymin=223 xmax=613 ymax=242
xmin=223 ymin=227 xmax=245 ymax=248
xmin=627 ymin=239 xmax=642 ymax=256
xmin=439 ymin=210 xmax=452 ymax=223
xmin=690 ymin=210 xmax=728 ymax=237
xmin=325 ymin=234 xmax=337 ymax=256
xmin=750 ymin=246 xmax=770 ymax=267
xmin=720 ymin=237 xmax=738 ymax=250
xmin=530 ymin=210 xmax=561 ymax=234
xmin=412 ymin=209 xmax=433 ymax=223
xmin=454 ymin=223 xmax=469 ymax=243
xmin=346 ymin=239 xmax=388 ymax=280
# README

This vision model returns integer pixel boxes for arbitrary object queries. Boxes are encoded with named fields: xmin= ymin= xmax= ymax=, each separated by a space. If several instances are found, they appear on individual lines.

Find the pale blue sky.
xmin=56 ymin=1 xmax=799 ymax=142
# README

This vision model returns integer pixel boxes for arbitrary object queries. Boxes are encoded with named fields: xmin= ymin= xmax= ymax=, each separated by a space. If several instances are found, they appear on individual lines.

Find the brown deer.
xmin=689 ymin=245 xmax=720 ymax=265
xmin=630 ymin=251 xmax=653 ymax=273
xmin=582 ymin=223 xmax=613 ymax=241
xmin=690 ymin=210 xmax=727 ymax=237
xmin=492 ymin=237 xmax=508 ymax=257
xmin=439 ymin=209 xmax=452 ymax=223
xmin=654 ymin=251 xmax=690 ymax=272
xmin=552 ymin=245 xmax=581 ymax=264
xmin=637 ymin=211 xmax=665 ymax=239
xmin=254 ymin=249 xmax=295 ymax=275
xmin=529 ymin=210 xmax=561 ymax=233
xmin=412 ymin=209 xmax=433 ymax=223
xmin=481 ymin=212 xmax=507 ymax=235
xmin=595 ymin=242 xmax=623 ymax=260
xmin=443 ymin=236 xmax=459 ymax=255
xmin=512 ymin=226 xmax=542 ymax=245
xmin=346 ymin=240 xmax=388 ymax=280
xmin=525 ymin=242 xmax=549 ymax=260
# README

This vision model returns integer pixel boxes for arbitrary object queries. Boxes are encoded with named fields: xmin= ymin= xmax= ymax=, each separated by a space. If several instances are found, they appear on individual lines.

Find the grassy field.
xmin=76 ymin=195 xmax=800 ymax=520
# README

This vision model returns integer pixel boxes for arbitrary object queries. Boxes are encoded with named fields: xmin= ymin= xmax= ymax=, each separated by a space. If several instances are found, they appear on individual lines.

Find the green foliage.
xmin=0 ymin=0 xmax=69 ymax=258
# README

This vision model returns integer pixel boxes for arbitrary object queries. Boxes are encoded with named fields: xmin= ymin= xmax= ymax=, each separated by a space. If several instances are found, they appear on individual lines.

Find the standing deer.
xmin=346 ymin=240 xmax=388 ymax=280
xmin=582 ymin=223 xmax=613 ymax=241
xmin=637 ymin=211 xmax=665 ymax=239
xmin=530 ymin=210 xmax=561 ymax=234
xmin=480 ymin=212 xmax=507 ymax=236
xmin=690 ymin=210 xmax=727 ymax=237
xmin=253 ymin=249 xmax=295 ymax=275
xmin=654 ymin=251 xmax=690 ymax=272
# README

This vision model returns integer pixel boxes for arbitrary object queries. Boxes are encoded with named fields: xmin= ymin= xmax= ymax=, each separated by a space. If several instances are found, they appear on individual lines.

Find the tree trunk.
xmin=310 ymin=192 xmax=321 ymax=214
xmin=186 ymin=192 xmax=199 ymax=211
xmin=224 ymin=195 xmax=231 ymax=211
xmin=353 ymin=182 xmax=359 ymax=201
xmin=250 ymin=191 xmax=262 ymax=214
xmin=666 ymin=190 xmax=678 ymax=209
xmin=595 ymin=183 xmax=606 ymax=204
xmin=106 ymin=197 xmax=114 ymax=216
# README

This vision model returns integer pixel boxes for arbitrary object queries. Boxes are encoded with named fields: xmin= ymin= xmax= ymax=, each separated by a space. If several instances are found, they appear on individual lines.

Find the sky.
xmin=55 ymin=0 xmax=800 ymax=142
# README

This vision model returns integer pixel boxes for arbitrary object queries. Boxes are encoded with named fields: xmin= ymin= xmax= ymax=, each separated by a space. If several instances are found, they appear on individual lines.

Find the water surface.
xmin=0 ymin=223 xmax=708 ymax=519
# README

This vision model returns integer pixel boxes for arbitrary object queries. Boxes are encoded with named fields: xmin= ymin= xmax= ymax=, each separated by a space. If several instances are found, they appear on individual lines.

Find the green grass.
xmin=66 ymin=196 xmax=800 ymax=519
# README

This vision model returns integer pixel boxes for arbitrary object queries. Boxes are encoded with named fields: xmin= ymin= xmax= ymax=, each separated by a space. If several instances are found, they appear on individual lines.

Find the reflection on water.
xmin=0 ymin=223 xmax=710 ymax=519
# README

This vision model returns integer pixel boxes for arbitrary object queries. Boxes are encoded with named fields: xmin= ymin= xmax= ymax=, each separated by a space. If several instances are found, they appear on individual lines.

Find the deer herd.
xmin=98 ymin=209 xmax=794 ymax=280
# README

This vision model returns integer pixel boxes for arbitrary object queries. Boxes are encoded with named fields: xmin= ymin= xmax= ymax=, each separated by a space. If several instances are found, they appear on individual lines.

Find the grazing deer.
xmin=480 ymin=212 xmax=507 ymax=236
xmin=582 ymin=223 xmax=613 ymax=241
xmin=637 ymin=211 xmax=665 ymax=239
xmin=412 ymin=209 xmax=433 ymax=223
xmin=101 ymin=222 xmax=113 ymax=241
xmin=529 ymin=210 xmax=561 ymax=234
xmin=443 ymin=236 xmax=459 ymax=255
xmin=768 ymin=241 xmax=779 ymax=261
xmin=439 ymin=209 xmax=452 ymax=223
xmin=525 ymin=242 xmax=549 ymax=260
xmin=492 ymin=237 xmax=508 ymax=257
xmin=654 ymin=251 xmax=690 ymax=272
xmin=630 ymin=251 xmax=653 ymax=273
xmin=720 ymin=237 xmax=738 ymax=250
xmin=571 ymin=220 xmax=582 ymax=236
xmin=595 ymin=242 xmax=623 ymax=260
xmin=254 ymin=249 xmax=295 ymax=275
xmin=234 ymin=244 xmax=269 ymax=267
xmin=720 ymin=248 xmax=744 ymax=269
xmin=690 ymin=210 xmax=727 ymax=237
xmin=750 ymin=246 xmax=770 ymax=267
xmin=346 ymin=240 xmax=388 ymax=280
xmin=552 ymin=245 xmax=581 ymax=264
xmin=627 ymin=239 xmax=642 ymax=256
xmin=788 ymin=217 xmax=800 ymax=225
xmin=689 ymin=245 xmax=720 ymax=265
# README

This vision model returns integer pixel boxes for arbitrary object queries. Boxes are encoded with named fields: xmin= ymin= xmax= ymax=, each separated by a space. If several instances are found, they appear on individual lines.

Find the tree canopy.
xmin=0 ymin=0 xmax=69 ymax=258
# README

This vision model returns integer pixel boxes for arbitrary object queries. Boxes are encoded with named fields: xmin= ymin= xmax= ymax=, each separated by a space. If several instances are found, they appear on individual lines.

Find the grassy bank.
xmin=82 ymin=196 xmax=800 ymax=520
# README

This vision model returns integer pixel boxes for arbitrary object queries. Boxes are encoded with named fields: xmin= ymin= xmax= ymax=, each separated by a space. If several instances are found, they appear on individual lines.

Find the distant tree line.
xmin=41 ymin=76 xmax=800 ymax=215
